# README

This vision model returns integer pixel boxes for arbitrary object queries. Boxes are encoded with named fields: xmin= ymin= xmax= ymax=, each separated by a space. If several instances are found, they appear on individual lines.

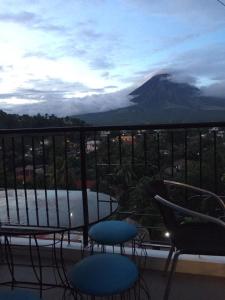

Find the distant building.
xmin=16 ymin=165 xmax=44 ymax=182
xmin=86 ymin=140 xmax=100 ymax=153
xmin=74 ymin=179 xmax=96 ymax=189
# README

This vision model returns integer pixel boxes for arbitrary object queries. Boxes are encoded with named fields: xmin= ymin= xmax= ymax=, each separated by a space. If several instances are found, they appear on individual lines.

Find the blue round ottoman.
xmin=89 ymin=220 xmax=138 ymax=245
xmin=68 ymin=253 xmax=139 ymax=297
xmin=0 ymin=290 xmax=41 ymax=300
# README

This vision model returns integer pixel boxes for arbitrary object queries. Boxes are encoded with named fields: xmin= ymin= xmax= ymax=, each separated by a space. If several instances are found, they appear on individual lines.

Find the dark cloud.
xmin=104 ymin=85 xmax=118 ymax=89
xmin=101 ymin=71 xmax=110 ymax=78
xmin=167 ymin=43 xmax=225 ymax=81
xmin=90 ymin=57 xmax=114 ymax=70
xmin=89 ymin=88 xmax=105 ymax=93
xmin=23 ymin=51 xmax=57 ymax=60
xmin=76 ymin=19 xmax=97 ymax=28
xmin=81 ymin=29 xmax=102 ymax=39
xmin=0 ymin=65 xmax=13 ymax=75
xmin=56 ymin=40 xmax=88 ymax=58
xmin=0 ymin=11 xmax=67 ymax=33
xmin=26 ymin=78 xmax=89 ymax=96
xmin=0 ymin=11 xmax=37 ymax=25
xmin=202 ymin=81 xmax=225 ymax=98
xmin=0 ymin=78 xmax=90 ymax=104
xmin=128 ymin=0 xmax=225 ymax=21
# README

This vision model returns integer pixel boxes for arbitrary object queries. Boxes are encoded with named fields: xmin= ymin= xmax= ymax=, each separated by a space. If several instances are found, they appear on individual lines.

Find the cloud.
xmin=0 ymin=77 xmax=90 ymax=103
xmin=27 ymin=78 xmax=88 ymax=92
xmin=0 ymin=11 xmax=37 ymax=24
xmin=55 ymin=40 xmax=88 ymax=59
xmin=0 ymin=76 xmax=132 ymax=117
xmin=202 ymin=81 xmax=225 ymax=98
xmin=0 ymin=11 xmax=67 ymax=33
xmin=104 ymin=85 xmax=118 ymax=89
xmin=128 ymin=0 xmax=225 ymax=21
xmin=24 ymin=51 xmax=58 ymax=60
xmin=81 ymin=28 xmax=102 ymax=39
xmin=168 ymin=43 xmax=225 ymax=81
xmin=2 ymin=88 xmax=134 ymax=117
xmin=89 ymin=57 xmax=114 ymax=70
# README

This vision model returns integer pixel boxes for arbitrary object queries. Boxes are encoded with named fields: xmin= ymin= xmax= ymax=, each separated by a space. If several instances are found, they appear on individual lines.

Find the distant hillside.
xmin=0 ymin=111 xmax=86 ymax=129
xmin=76 ymin=74 xmax=225 ymax=125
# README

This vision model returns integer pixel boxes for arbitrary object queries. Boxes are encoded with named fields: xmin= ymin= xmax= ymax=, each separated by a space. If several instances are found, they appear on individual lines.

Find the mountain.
xmin=76 ymin=73 xmax=225 ymax=125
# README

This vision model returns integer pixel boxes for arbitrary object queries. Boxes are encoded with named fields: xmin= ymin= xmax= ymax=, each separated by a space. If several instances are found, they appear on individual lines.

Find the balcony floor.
xmin=0 ymin=260 xmax=224 ymax=300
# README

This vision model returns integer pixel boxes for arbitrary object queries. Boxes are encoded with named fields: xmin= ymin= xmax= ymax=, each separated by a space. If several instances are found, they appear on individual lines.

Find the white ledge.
xmin=8 ymin=237 xmax=225 ymax=278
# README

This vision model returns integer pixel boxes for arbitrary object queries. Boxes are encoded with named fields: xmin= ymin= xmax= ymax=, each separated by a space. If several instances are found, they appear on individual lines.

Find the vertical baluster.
xmin=171 ymin=132 xmax=174 ymax=178
xmin=131 ymin=132 xmax=135 ymax=167
xmin=143 ymin=132 xmax=147 ymax=172
xmin=213 ymin=130 xmax=217 ymax=193
xmin=21 ymin=136 xmax=29 ymax=225
xmin=157 ymin=131 xmax=160 ymax=172
xmin=32 ymin=136 xmax=39 ymax=226
xmin=80 ymin=130 xmax=89 ymax=246
xmin=107 ymin=132 xmax=113 ymax=215
xmin=64 ymin=135 xmax=71 ymax=230
xmin=184 ymin=130 xmax=188 ymax=184
xmin=52 ymin=135 xmax=59 ymax=227
xmin=199 ymin=131 xmax=202 ymax=188
xmin=2 ymin=137 xmax=10 ymax=222
xmin=93 ymin=132 xmax=100 ymax=220
xmin=119 ymin=133 xmax=122 ymax=166
xmin=107 ymin=133 xmax=111 ymax=168
xmin=12 ymin=137 xmax=20 ymax=224
xmin=41 ymin=136 xmax=49 ymax=227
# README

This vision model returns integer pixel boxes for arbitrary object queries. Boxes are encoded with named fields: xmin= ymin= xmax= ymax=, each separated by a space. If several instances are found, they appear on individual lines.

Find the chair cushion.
xmin=89 ymin=220 xmax=138 ymax=245
xmin=68 ymin=253 xmax=139 ymax=296
xmin=174 ymin=222 xmax=225 ymax=255
xmin=0 ymin=290 xmax=41 ymax=300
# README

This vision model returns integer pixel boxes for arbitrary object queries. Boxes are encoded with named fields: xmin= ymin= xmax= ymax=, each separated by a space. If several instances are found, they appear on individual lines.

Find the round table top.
xmin=0 ymin=189 xmax=118 ymax=234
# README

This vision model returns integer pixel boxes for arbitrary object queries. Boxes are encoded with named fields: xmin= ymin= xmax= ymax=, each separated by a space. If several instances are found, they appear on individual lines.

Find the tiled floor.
xmin=145 ymin=269 xmax=225 ymax=300
xmin=0 ymin=248 xmax=224 ymax=300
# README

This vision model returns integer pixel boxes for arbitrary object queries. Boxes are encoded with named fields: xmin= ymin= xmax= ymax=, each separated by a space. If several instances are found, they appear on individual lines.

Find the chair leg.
xmin=163 ymin=250 xmax=180 ymax=300
xmin=163 ymin=246 xmax=175 ymax=276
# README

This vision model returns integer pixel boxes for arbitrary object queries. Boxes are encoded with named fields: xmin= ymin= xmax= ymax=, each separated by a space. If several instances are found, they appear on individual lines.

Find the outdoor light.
xmin=164 ymin=231 xmax=170 ymax=238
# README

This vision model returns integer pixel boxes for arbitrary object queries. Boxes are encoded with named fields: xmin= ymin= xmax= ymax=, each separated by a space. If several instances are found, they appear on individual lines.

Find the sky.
xmin=0 ymin=0 xmax=225 ymax=116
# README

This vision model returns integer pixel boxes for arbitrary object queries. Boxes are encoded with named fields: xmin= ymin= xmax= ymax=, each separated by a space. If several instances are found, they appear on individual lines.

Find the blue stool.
xmin=89 ymin=220 xmax=138 ymax=254
xmin=68 ymin=253 xmax=139 ymax=298
xmin=0 ymin=289 xmax=41 ymax=300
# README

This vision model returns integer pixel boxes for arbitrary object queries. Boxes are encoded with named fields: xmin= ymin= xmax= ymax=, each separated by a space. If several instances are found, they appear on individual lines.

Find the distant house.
xmin=74 ymin=179 xmax=96 ymax=189
xmin=121 ymin=135 xmax=136 ymax=145
xmin=16 ymin=165 xmax=44 ymax=182
xmin=100 ymin=131 xmax=110 ymax=137
xmin=86 ymin=140 xmax=100 ymax=153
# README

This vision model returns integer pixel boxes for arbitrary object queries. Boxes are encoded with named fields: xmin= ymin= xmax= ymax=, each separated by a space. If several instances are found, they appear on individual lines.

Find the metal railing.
xmin=1 ymin=122 xmax=225 ymax=245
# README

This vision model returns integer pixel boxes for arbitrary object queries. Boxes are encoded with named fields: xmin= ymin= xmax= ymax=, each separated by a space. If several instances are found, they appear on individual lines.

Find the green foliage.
xmin=0 ymin=110 xmax=86 ymax=129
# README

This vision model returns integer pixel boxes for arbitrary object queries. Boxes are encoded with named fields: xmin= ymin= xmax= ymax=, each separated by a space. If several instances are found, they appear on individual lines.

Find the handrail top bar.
xmin=0 ymin=121 xmax=225 ymax=134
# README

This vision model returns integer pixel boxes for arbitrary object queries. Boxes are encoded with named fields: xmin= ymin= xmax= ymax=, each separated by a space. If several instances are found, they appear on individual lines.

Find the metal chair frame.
xmin=153 ymin=181 xmax=225 ymax=300
xmin=162 ymin=180 xmax=225 ymax=272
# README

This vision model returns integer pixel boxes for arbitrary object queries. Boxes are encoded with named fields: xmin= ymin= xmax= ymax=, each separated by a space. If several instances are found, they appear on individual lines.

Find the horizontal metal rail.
xmin=0 ymin=121 xmax=224 ymax=135
xmin=0 ymin=123 xmax=224 ymax=246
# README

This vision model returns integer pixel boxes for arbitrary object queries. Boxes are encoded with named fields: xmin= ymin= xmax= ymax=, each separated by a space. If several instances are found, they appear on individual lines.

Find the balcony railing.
xmin=1 ymin=122 xmax=225 ymax=246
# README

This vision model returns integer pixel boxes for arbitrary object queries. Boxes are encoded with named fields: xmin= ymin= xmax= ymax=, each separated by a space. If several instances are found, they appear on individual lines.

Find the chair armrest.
xmin=164 ymin=180 xmax=225 ymax=211
xmin=154 ymin=194 xmax=225 ymax=230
